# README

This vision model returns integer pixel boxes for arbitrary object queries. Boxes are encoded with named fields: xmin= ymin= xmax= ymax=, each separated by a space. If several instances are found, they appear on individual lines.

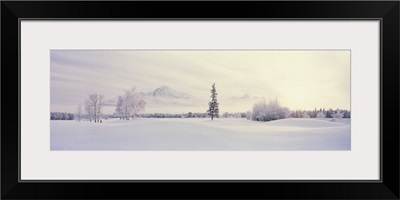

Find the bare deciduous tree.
xmin=131 ymin=93 xmax=145 ymax=118
xmin=85 ymin=93 xmax=105 ymax=123
xmin=84 ymin=99 xmax=94 ymax=122
xmin=88 ymin=94 xmax=98 ymax=122
xmin=115 ymin=95 xmax=124 ymax=119
xmin=76 ymin=104 xmax=83 ymax=122
xmin=97 ymin=94 xmax=105 ymax=122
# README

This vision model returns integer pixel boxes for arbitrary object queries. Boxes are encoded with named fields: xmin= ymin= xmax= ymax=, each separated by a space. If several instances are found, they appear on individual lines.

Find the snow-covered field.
xmin=50 ymin=118 xmax=350 ymax=151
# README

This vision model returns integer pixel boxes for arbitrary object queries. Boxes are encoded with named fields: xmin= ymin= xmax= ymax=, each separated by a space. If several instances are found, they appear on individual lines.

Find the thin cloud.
xmin=51 ymin=50 xmax=350 ymax=113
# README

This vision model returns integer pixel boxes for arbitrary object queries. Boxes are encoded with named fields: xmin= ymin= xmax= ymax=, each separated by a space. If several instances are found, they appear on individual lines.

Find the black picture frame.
xmin=2 ymin=1 xmax=399 ymax=199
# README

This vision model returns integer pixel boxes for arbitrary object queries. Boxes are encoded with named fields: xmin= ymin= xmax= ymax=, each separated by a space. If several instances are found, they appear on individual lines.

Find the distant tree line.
xmin=140 ymin=112 xmax=208 ymax=118
xmin=246 ymin=98 xmax=350 ymax=122
xmin=51 ymin=112 xmax=113 ymax=121
xmin=53 ymin=83 xmax=351 ymax=124
xmin=50 ymin=112 xmax=75 ymax=120
xmin=289 ymin=108 xmax=350 ymax=119
xmin=221 ymin=112 xmax=247 ymax=118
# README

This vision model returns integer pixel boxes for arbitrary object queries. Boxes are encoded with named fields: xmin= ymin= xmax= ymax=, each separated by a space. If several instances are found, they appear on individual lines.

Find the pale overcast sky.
xmin=51 ymin=50 xmax=350 ymax=113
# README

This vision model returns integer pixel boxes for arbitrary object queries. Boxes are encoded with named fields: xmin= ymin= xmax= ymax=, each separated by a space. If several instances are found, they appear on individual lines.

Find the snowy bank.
xmin=51 ymin=118 xmax=350 ymax=151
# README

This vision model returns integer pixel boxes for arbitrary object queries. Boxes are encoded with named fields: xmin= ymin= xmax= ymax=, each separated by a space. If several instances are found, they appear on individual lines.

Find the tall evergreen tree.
xmin=207 ymin=83 xmax=219 ymax=120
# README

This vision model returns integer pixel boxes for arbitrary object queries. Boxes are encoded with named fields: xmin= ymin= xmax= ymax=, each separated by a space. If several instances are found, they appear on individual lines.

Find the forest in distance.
xmin=50 ymin=108 xmax=350 ymax=121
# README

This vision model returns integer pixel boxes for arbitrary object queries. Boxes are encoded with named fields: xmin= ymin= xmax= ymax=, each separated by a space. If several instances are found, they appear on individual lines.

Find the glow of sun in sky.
xmin=51 ymin=50 xmax=350 ymax=113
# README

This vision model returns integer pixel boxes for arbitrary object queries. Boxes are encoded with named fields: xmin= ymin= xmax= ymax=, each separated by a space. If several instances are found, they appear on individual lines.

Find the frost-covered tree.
xmin=88 ymin=94 xmax=99 ymax=122
xmin=84 ymin=93 xmax=105 ymax=123
xmin=233 ymin=113 xmax=242 ymax=118
xmin=326 ymin=108 xmax=334 ymax=118
xmin=76 ymin=104 xmax=83 ymax=122
xmin=207 ymin=83 xmax=219 ymax=120
xmin=311 ymin=108 xmax=318 ymax=118
xmin=97 ymin=94 xmax=105 ymax=122
xmin=67 ymin=113 xmax=74 ymax=120
xmin=115 ymin=95 xmax=124 ymax=119
xmin=316 ymin=111 xmax=326 ymax=118
xmin=246 ymin=111 xmax=252 ymax=120
xmin=332 ymin=109 xmax=343 ymax=121
xmin=126 ymin=88 xmax=146 ymax=119
xmin=343 ymin=110 xmax=351 ymax=118
xmin=251 ymin=98 xmax=290 ymax=121
xmin=84 ymin=99 xmax=94 ymax=122
xmin=302 ymin=112 xmax=310 ymax=118
xmin=117 ymin=87 xmax=146 ymax=120
xmin=62 ymin=112 xmax=69 ymax=120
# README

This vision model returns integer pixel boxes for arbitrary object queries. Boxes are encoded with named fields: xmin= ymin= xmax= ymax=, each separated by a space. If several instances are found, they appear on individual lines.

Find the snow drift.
xmin=50 ymin=118 xmax=351 ymax=151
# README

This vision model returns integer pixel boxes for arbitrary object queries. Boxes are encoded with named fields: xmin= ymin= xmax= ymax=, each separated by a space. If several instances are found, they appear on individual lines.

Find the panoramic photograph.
xmin=50 ymin=50 xmax=351 ymax=151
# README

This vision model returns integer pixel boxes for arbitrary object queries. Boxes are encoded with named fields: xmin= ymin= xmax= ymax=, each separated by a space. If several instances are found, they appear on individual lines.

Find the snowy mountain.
xmin=145 ymin=86 xmax=192 ymax=99
xmin=143 ymin=86 xmax=202 ymax=108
